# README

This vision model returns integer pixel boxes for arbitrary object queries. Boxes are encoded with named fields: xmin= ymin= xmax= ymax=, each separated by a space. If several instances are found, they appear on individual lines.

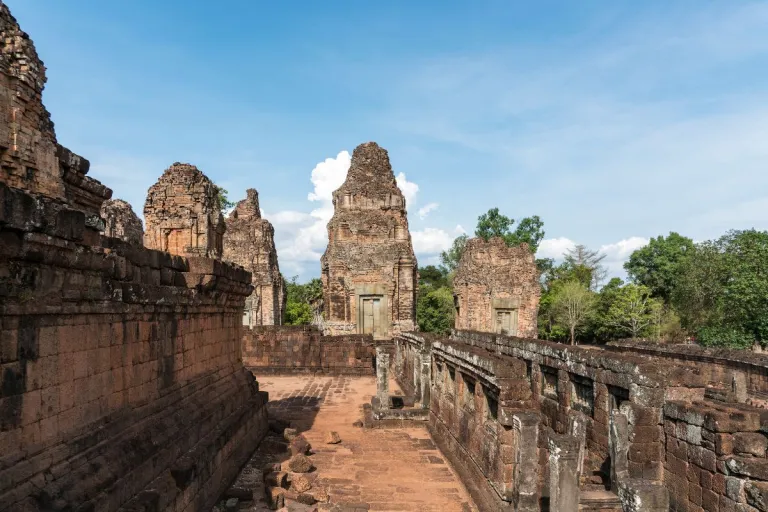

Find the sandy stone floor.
xmin=257 ymin=374 xmax=477 ymax=512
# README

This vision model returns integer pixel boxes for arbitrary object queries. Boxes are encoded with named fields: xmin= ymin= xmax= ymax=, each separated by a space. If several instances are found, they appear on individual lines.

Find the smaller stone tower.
xmin=223 ymin=188 xmax=286 ymax=326
xmin=143 ymin=162 xmax=225 ymax=258
xmin=100 ymin=198 xmax=144 ymax=245
xmin=453 ymin=237 xmax=540 ymax=337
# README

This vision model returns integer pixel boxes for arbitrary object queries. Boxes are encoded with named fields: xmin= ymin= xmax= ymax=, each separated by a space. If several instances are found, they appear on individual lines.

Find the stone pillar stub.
xmin=567 ymin=411 xmax=587 ymax=477
xmin=419 ymin=348 xmax=431 ymax=409
xmin=609 ymin=409 xmax=630 ymax=492
xmin=512 ymin=412 xmax=541 ymax=511
xmin=376 ymin=346 xmax=390 ymax=409
xmin=548 ymin=433 xmax=581 ymax=512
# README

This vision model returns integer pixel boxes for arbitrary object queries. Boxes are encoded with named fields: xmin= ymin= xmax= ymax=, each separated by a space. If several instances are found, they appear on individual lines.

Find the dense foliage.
xmin=283 ymin=276 xmax=322 ymax=325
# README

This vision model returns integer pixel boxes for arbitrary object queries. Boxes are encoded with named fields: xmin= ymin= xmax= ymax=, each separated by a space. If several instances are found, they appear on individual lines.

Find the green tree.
xmin=215 ymin=185 xmax=236 ymax=210
xmin=283 ymin=276 xmax=323 ymax=325
xmin=416 ymin=286 xmax=455 ymax=335
xmin=475 ymin=208 xmax=545 ymax=252
xmin=552 ymin=280 xmax=595 ymax=345
xmin=589 ymin=277 xmax=626 ymax=342
xmin=419 ymin=265 xmax=449 ymax=290
xmin=624 ymin=232 xmax=694 ymax=301
xmin=439 ymin=234 xmax=468 ymax=274
xmin=563 ymin=244 xmax=607 ymax=290
xmin=672 ymin=229 xmax=768 ymax=348
xmin=603 ymin=284 xmax=662 ymax=339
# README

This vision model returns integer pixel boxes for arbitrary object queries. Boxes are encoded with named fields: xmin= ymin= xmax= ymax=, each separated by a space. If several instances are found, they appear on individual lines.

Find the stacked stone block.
xmin=242 ymin=325 xmax=376 ymax=375
xmin=223 ymin=188 xmax=285 ymax=326
xmin=100 ymin=197 xmax=144 ymax=245
xmin=453 ymin=237 xmax=540 ymax=337
xmin=320 ymin=142 xmax=417 ymax=338
xmin=143 ymin=162 xmax=225 ymax=259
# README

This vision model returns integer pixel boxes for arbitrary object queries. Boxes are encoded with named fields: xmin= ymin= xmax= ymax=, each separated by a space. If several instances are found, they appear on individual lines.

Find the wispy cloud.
xmin=418 ymin=202 xmax=439 ymax=220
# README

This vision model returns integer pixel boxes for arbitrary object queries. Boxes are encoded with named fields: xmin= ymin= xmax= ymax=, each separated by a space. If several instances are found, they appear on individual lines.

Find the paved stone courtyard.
xmin=256 ymin=375 xmax=477 ymax=511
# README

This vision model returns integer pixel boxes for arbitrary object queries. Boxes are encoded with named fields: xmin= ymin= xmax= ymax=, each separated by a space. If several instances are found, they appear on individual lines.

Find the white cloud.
xmin=418 ymin=202 xmax=439 ymax=220
xmin=454 ymin=224 xmax=466 ymax=235
xmin=599 ymin=237 xmax=649 ymax=279
xmin=411 ymin=227 xmax=454 ymax=255
xmin=396 ymin=172 xmax=419 ymax=207
xmin=308 ymin=151 xmax=351 ymax=202
xmin=536 ymin=237 xmax=576 ymax=260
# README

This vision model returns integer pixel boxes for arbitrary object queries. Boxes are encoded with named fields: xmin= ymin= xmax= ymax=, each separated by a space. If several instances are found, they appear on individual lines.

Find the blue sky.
xmin=11 ymin=1 xmax=768 ymax=280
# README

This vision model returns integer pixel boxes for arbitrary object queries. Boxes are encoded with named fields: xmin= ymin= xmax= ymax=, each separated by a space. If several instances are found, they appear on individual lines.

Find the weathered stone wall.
xmin=0 ymin=184 xmax=267 ymax=511
xmin=610 ymin=340 xmax=768 ymax=404
xmin=223 ymin=188 xmax=285 ymax=326
xmin=242 ymin=325 xmax=376 ymax=375
xmin=100 ymin=198 xmax=144 ymax=245
xmin=321 ymin=142 xmax=417 ymax=339
xmin=393 ymin=330 xmax=721 ymax=511
xmin=143 ymin=162 xmax=225 ymax=259
xmin=453 ymin=237 xmax=540 ymax=337
xmin=0 ymin=7 xmax=268 ymax=510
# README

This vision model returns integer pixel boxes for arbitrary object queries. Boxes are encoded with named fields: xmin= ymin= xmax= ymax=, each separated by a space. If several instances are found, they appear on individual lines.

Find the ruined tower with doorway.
xmin=453 ymin=236 xmax=540 ymax=337
xmin=143 ymin=162 xmax=225 ymax=258
xmin=321 ymin=142 xmax=417 ymax=339
xmin=223 ymin=188 xmax=286 ymax=326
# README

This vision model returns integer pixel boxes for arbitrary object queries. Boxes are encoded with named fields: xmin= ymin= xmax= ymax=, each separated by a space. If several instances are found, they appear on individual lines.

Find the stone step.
xmin=579 ymin=489 xmax=622 ymax=511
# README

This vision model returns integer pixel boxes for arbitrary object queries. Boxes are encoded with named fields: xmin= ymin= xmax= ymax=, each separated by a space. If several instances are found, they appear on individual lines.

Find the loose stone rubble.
xmin=143 ymin=162 xmax=226 ymax=259
xmin=223 ymin=188 xmax=286 ymax=326
xmin=453 ymin=236 xmax=541 ymax=337
xmin=320 ymin=142 xmax=418 ymax=339
xmin=100 ymin=197 xmax=144 ymax=244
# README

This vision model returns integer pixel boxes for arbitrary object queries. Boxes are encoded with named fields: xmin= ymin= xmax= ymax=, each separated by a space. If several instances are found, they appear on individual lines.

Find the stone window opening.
xmin=445 ymin=365 xmax=456 ymax=398
xmin=570 ymin=374 xmax=594 ymax=417
xmin=483 ymin=385 xmax=498 ymax=421
xmin=607 ymin=385 xmax=629 ymax=414
xmin=462 ymin=374 xmax=476 ymax=412
xmin=541 ymin=365 xmax=559 ymax=401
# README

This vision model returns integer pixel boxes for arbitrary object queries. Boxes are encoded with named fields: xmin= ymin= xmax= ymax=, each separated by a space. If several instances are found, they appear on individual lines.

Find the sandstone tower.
xmin=100 ymin=198 xmax=144 ymax=245
xmin=223 ymin=188 xmax=286 ymax=326
xmin=453 ymin=237 xmax=540 ymax=337
xmin=321 ymin=142 xmax=417 ymax=338
xmin=0 ymin=4 xmax=110 ymax=215
xmin=143 ymin=162 xmax=225 ymax=258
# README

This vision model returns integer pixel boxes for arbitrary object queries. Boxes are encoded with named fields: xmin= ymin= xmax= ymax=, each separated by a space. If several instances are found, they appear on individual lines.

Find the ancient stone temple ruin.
xmin=320 ymin=142 xmax=417 ymax=339
xmin=100 ymin=198 xmax=144 ymax=245
xmin=143 ymin=162 xmax=226 ymax=259
xmin=453 ymin=236 xmax=540 ymax=337
xmin=0 ymin=6 xmax=267 ymax=510
xmin=8 ymin=2 xmax=768 ymax=511
xmin=223 ymin=188 xmax=285 ymax=326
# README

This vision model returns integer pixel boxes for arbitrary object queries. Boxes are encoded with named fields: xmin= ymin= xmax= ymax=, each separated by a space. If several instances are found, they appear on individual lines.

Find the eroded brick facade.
xmin=223 ymin=188 xmax=285 ymax=326
xmin=453 ymin=237 xmax=540 ymax=337
xmin=321 ymin=142 xmax=417 ymax=339
xmin=0 ymin=7 xmax=268 ymax=510
xmin=143 ymin=162 xmax=225 ymax=259
xmin=100 ymin=198 xmax=144 ymax=245
xmin=0 ymin=4 xmax=110 ymax=216
xmin=242 ymin=325 xmax=376 ymax=375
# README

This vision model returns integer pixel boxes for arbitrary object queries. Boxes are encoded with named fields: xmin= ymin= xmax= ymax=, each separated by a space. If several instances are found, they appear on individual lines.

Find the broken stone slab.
xmin=267 ymin=486 xmax=286 ymax=510
xmin=224 ymin=497 xmax=239 ymax=511
xmin=352 ymin=420 xmax=363 ymax=428
xmin=310 ymin=487 xmax=330 ymax=503
xmin=284 ymin=428 xmax=299 ymax=442
xmin=281 ymin=454 xmax=314 ymax=473
xmin=324 ymin=431 xmax=341 ymax=444
xmin=290 ymin=435 xmax=312 ymax=456
xmin=261 ymin=436 xmax=290 ymax=455
xmin=265 ymin=471 xmax=289 ymax=489
xmin=289 ymin=473 xmax=314 ymax=493
xmin=733 ymin=432 xmax=768 ymax=457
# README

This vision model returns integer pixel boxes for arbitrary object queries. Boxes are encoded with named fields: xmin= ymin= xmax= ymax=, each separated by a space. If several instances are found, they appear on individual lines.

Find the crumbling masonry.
xmin=453 ymin=236 xmax=540 ymax=337
xmin=321 ymin=142 xmax=418 ymax=339
xmin=223 ymin=188 xmax=285 ymax=326
xmin=100 ymin=198 xmax=144 ymax=245
xmin=0 ymin=6 xmax=268 ymax=510
xmin=144 ymin=162 xmax=226 ymax=259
